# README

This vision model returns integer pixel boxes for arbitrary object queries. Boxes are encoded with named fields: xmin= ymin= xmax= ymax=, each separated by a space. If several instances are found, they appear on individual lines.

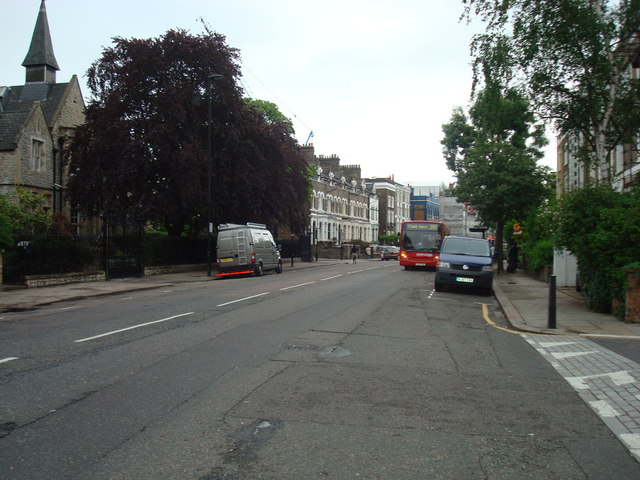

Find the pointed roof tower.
xmin=22 ymin=0 xmax=60 ymax=84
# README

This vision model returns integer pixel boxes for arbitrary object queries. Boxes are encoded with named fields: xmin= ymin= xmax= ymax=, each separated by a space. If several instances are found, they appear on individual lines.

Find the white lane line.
xmin=280 ymin=282 xmax=315 ymax=291
xmin=321 ymin=275 xmax=343 ymax=281
xmin=217 ymin=292 xmax=269 ymax=307
xmin=347 ymin=270 xmax=364 ymax=275
xmin=74 ymin=312 xmax=195 ymax=343
xmin=0 ymin=357 xmax=19 ymax=364
xmin=365 ymin=267 xmax=381 ymax=271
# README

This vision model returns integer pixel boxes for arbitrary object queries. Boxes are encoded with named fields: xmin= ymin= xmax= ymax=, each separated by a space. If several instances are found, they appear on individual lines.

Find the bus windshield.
xmin=401 ymin=223 xmax=443 ymax=253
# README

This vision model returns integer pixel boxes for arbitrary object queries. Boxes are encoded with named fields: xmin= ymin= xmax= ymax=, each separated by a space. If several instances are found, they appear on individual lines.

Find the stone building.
xmin=302 ymin=146 xmax=377 ymax=245
xmin=0 ymin=1 xmax=85 ymax=220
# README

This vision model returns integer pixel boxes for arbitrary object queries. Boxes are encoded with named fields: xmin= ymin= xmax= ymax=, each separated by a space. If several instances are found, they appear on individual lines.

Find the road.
xmin=1 ymin=261 xmax=639 ymax=479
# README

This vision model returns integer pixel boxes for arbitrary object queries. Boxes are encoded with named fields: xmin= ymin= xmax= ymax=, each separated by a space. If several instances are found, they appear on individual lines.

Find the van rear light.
xmin=251 ymin=253 xmax=256 ymax=263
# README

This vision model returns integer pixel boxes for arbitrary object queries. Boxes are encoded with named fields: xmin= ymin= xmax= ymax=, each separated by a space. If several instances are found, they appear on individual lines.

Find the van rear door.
xmin=217 ymin=229 xmax=250 ymax=270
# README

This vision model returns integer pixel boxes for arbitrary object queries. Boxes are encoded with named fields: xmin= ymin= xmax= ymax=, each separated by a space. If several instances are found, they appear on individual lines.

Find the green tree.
xmin=464 ymin=0 xmax=640 ymax=181
xmin=0 ymin=188 xmax=52 ymax=238
xmin=554 ymin=184 xmax=640 ymax=312
xmin=0 ymin=210 xmax=13 ymax=250
xmin=442 ymin=87 xmax=549 ymax=270
xmin=244 ymin=98 xmax=294 ymax=135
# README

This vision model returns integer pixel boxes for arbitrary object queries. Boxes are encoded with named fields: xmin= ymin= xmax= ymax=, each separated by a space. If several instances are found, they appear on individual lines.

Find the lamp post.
xmin=207 ymin=73 xmax=223 ymax=276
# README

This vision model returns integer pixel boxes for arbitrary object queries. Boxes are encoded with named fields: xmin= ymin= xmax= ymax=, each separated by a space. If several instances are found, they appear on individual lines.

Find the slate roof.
xmin=0 ymin=81 xmax=70 ymax=151
xmin=22 ymin=0 xmax=59 ymax=71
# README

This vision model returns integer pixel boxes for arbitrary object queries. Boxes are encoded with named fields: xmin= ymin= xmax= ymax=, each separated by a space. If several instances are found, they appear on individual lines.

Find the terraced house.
xmin=0 ymin=0 xmax=85 ymax=223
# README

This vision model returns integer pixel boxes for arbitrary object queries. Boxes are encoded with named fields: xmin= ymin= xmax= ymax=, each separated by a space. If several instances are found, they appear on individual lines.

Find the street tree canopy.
xmin=463 ymin=0 xmax=640 ymax=180
xmin=442 ymin=86 xmax=549 ymax=270
xmin=67 ymin=29 xmax=310 ymax=236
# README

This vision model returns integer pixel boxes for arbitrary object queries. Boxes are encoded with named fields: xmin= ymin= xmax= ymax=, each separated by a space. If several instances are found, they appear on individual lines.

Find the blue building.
xmin=410 ymin=186 xmax=440 ymax=220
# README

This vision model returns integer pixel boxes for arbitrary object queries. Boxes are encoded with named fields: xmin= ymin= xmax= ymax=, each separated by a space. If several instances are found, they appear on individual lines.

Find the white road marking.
xmin=566 ymin=371 xmax=635 ymax=390
xmin=347 ymin=270 xmax=364 ymax=275
xmin=620 ymin=434 xmax=640 ymax=459
xmin=589 ymin=400 xmax=622 ymax=417
xmin=321 ymin=275 xmax=343 ymax=281
xmin=551 ymin=351 xmax=599 ymax=359
xmin=280 ymin=282 xmax=315 ymax=291
xmin=539 ymin=341 xmax=578 ymax=348
xmin=74 ymin=312 xmax=195 ymax=343
xmin=0 ymin=357 xmax=18 ymax=364
xmin=217 ymin=292 xmax=269 ymax=306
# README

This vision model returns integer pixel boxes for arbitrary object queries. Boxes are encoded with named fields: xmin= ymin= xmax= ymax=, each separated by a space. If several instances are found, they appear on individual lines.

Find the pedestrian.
xmin=351 ymin=245 xmax=358 ymax=263
xmin=507 ymin=244 xmax=519 ymax=273
xmin=365 ymin=246 xmax=371 ymax=259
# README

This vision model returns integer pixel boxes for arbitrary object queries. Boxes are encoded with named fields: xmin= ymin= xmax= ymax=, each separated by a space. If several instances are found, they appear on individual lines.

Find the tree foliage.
xmin=244 ymin=98 xmax=294 ymax=135
xmin=463 ymin=0 xmax=640 ymax=178
xmin=0 ymin=188 xmax=52 ymax=239
xmin=67 ymin=29 xmax=310 ymax=237
xmin=554 ymin=184 xmax=640 ymax=312
xmin=442 ymin=86 xmax=549 ymax=269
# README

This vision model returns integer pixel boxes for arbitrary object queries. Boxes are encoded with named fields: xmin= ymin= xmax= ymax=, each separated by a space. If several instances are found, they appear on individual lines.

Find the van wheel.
xmin=255 ymin=263 xmax=263 ymax=276
xmin=276 ymin=261 xmax=283 ymax=273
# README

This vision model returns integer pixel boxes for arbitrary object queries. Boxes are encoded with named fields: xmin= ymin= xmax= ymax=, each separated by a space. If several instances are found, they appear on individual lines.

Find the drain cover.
xmin=317 ymin=345 xmax=352 ymax=360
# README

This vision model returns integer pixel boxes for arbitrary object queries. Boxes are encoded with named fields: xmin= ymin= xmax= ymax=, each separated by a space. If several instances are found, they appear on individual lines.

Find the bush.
xmin=554 ymin=185 xmax=640 ymax=312
xmin=524 ymin=239 xmax=554 ymax=272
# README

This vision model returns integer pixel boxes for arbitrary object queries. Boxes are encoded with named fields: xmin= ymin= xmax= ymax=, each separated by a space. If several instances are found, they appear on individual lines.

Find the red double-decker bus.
xmin=399 ymin=220 xmax=448 ymax=269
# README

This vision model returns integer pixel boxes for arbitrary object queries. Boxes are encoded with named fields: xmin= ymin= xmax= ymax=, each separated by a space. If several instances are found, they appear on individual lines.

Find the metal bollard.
xmin=548 ymin=274 xmax=557 ymax=329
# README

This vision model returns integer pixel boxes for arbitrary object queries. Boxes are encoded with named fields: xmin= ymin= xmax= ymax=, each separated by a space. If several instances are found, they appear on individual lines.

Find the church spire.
xmin=22 ymin=0 xmax=60 ymax=84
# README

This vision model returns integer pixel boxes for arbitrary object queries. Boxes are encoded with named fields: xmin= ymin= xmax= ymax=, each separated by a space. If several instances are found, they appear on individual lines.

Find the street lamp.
xmin=207 ymin=73 xmax=223 ymax=276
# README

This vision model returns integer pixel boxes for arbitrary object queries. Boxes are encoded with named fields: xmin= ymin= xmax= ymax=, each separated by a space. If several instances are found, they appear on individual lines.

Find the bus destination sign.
xmin=406 ymin=223 xmax=440 ymax=231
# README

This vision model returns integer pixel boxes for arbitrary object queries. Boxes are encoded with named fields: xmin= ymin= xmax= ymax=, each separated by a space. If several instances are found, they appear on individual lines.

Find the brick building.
xmin=0 ymin=0 xmax=85 ymax=218
xmin=365 ymin=177 xmax=411 ymax=236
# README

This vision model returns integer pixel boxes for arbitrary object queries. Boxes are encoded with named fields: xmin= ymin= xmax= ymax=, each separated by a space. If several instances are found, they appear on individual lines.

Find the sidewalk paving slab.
xmin=493 ymin=269 xmax=640 ymax=338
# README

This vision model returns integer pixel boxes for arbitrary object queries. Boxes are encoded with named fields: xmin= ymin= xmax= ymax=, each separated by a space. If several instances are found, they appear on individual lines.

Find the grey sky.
xmin=2 ymin=0 xmax=556 ymax=185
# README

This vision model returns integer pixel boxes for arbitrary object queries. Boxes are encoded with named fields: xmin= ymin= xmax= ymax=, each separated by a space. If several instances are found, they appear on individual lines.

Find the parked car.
xmin=434 ymin=236 xmax=493 ymax=295
xmin=217 ymin=222 xmax=282 ymax=277
xmin=380 ymin=246 xmax=400 ymax=261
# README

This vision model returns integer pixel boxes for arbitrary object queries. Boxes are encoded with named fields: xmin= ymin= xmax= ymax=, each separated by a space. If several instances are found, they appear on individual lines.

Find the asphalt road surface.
xmin=1 ymin=261 xmax=639 ymax=479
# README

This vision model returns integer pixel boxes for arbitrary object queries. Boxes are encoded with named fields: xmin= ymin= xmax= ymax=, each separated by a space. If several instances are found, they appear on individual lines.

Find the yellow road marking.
xmin=481 ymin=303 xmax=523 ymax=334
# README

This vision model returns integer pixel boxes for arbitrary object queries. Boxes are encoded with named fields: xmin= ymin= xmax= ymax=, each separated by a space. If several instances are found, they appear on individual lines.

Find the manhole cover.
xmin=317 ymin=345 xmax=352 ymax=360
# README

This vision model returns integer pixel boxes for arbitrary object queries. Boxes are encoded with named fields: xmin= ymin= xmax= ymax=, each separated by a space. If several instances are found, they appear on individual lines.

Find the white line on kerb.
xmin=0 ymin=357 xmax=18 ymax=364
xmin=280 ymin=282 xmax=315 ymax=291
xmin=74 ymin=312 xmax=195 ymax=343
xmin=217 ymin=292 xmax=269 ymax=307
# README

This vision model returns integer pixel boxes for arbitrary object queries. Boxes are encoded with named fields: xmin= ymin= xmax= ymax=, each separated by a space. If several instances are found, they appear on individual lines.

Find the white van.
xmin=216 ymin=223 xmax=283 ymax=277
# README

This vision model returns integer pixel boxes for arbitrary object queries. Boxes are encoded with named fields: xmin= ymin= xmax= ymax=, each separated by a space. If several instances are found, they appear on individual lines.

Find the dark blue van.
xmin=434 ymin=236 xmax=493 ymax=295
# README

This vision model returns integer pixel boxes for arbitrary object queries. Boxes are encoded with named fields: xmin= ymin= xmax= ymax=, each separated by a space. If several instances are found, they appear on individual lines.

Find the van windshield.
xmin=442 ymin=238 xmax=490 ymax=257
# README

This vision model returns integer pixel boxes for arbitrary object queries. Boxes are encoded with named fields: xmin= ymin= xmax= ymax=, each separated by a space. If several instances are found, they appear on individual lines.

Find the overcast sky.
xmin=2 ymin=0 xmax=556 ymax=186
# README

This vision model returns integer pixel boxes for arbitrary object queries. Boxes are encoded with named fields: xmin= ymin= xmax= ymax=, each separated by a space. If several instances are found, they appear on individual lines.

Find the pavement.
xmin=2 ymin=259 xmax=640 ymax=338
